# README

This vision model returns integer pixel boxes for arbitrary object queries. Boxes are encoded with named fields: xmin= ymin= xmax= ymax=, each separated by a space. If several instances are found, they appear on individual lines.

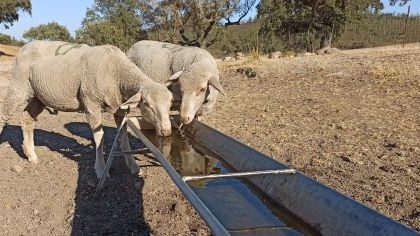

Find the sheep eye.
xmin=143 ymin=102 xmax=150 ymax=108
xmin=196 ymin=88 xmax=206 ymax=96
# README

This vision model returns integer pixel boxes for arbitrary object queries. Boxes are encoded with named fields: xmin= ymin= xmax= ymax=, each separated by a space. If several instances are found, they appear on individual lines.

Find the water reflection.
xmin=143 ymin=131 xmax=222 ymax=187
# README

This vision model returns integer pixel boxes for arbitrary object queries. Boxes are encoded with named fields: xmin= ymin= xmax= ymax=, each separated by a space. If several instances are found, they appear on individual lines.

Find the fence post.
xmin=403 ymin=5 xmax=411 ymax=48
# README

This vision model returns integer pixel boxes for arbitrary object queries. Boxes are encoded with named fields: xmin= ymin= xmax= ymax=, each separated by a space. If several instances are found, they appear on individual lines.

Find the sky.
xmin=1 ymin=0 xmax=94 ymax=39
xmin=1 ymin=0 xmax=419 ymax=40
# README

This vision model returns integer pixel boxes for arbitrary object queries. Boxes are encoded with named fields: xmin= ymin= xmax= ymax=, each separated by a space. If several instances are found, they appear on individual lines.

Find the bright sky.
xmin=1 ymin=0 xmax=419 ymax=40
xmin=1 ymin=0 xmax=94 ymax=39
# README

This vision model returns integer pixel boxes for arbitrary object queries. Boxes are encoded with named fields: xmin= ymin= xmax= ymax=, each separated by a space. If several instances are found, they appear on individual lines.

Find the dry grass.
xmin=208 ymin=44 xmax=420 ymax=230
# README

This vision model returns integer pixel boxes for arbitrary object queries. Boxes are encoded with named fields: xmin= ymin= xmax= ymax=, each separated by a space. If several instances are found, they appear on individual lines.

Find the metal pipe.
xmin=182 ymin=169 xmax=296 ymax=182
xmin=127 ymin=119 xmax=230 ymax=236
xmin=113 ymin=148 xmax=150 ymax=156
xmin=95 ymin=117 xmax=127 ymax=194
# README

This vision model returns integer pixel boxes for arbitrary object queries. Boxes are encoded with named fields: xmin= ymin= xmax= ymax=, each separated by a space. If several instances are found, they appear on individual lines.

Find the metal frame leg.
xmin=95 ymin=117 xmax=128 ymax=194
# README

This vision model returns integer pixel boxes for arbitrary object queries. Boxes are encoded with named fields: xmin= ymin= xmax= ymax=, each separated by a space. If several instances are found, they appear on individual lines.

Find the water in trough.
xmin=143 ymin=129 xmax=320 ymax=236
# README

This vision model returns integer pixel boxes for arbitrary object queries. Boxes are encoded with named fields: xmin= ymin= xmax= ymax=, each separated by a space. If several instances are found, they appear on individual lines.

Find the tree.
xmin=390 ymin=0 xmax=410 ymax=6
xmin=0 ymin=33 xmax=25 ymax=46
xmin=140 ymin=0 xmax=257 ymax=48
xmin=76 ymin=0 xmax=146 ymax=51
xmin=258 ymin=0 xmax=384 ymax=52
xmin=76 ymin=21 xmax=127 ymax=48
xmin=0 ymin=0 xmax=31 ymax=29
xmin=0 ymin=33 xmax=13 ymax=45
xmin=23 ymin=22 xmax=72 ymax=41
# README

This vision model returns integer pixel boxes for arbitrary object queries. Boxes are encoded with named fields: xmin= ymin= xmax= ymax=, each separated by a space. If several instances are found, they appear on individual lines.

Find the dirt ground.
xmin=0 ymin=44 xmax=419 ymax=235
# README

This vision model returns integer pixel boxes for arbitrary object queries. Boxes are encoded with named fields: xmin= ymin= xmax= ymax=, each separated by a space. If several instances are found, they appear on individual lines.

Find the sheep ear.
xmin=120 ymin=93 xmax=142 ymax=110
xmin=209 ymin=76 xmax=226 ymax=96
xmin=164 ymin=70 xmax=183 ymax=86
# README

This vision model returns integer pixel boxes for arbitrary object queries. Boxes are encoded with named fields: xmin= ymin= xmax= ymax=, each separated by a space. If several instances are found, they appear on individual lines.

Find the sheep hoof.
xmin=28 ymin=156 xmax=39 ymax=164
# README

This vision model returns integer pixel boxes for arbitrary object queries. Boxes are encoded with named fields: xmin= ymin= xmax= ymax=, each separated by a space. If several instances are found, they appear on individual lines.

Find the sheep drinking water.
xmin=127 ymin=40 xmax=225 ymax=124
xmin=0 ymin=44 xmax=177 ymax=178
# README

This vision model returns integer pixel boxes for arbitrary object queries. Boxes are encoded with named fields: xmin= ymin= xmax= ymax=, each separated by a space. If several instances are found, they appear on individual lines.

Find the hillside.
xmin=0 ymin=44 xmax=20 ymax=57
xmin=205 ymin=13 xmax=420 ymax=57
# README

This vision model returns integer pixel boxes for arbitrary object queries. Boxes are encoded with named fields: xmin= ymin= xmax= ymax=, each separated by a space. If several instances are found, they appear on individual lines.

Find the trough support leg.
xmin=95 ymin=117 xmax=127 ymax=194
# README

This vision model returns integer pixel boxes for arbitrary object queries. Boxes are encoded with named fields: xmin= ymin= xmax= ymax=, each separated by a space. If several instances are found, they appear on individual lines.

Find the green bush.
xmin=0 ymin=33 xmax=12 ymax=45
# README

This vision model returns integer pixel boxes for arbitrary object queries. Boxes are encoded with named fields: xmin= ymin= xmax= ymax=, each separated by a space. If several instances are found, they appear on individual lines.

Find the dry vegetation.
xmin=207 ymin=44 xmax=420 ymax=231
xmin=0 ymin=43 xmax=419 ymax=234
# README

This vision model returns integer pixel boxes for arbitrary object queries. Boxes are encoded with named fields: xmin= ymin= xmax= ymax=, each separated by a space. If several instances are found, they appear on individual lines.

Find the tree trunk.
xmin=320 ymin=30 xmax=333 ymax=49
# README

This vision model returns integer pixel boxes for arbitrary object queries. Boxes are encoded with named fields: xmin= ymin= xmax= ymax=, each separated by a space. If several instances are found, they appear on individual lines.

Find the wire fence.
xmin=335 ymin=6 xmax=420 ymax=49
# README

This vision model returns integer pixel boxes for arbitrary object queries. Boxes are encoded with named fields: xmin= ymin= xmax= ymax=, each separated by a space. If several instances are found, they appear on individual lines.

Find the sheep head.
xmin=121 ymin=83 xmax=173 ymax=136
xmin=165 ymin=70 xmax=225 ymax=124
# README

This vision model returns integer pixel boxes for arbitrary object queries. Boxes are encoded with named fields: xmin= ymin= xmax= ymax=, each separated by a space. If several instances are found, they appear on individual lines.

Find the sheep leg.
xmin=0 ymin=82 xmax=32 ymax=135
xmin=21 ymin=98 xmax=45 ymax=164
xmin=114 ymin=114 xmax=140 ymax=175
xmin=83 ymin=103 xmax=106 ymax=179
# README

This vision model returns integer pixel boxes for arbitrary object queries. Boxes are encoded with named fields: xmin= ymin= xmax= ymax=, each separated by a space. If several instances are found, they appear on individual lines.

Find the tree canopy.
xmin=389 ymin=0 xmax=410 ymax=6
xmin=76 ymin=0 xmax=146 ymax=51
xmin=140 ymin=0 xmax=257 ymax=48
xmin=23 ymin=22 xmax=72 ymax=42
xmin=0 ymin=0 xmax=31 ymax=29
xmin=258 ymin=0 xmax=384 ymax=52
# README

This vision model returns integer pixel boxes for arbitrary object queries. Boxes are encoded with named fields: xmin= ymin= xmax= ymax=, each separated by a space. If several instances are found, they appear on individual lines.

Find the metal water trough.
xmin=97 ymin=116 xmax=419 ymax=236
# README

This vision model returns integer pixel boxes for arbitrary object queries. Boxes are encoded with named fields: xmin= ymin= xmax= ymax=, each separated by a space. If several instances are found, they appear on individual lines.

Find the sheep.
xmin=0 ymin=44 xmax=177 ymax=178
xmin=0 ymin=41 xmax=87 ymax=133
xmin=126 ymin=40 xmax=225 ymax=124
xmin=2 ymin=41 xmax=90 ymax=116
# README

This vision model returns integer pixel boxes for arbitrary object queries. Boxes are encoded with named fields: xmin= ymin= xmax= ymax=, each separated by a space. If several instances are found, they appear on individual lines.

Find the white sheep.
xmin=126 ymin=40 xmax=225 ymax=124
xmin=0 ymin=44 xmax=177 ymax=178
xmin=2 ymin=41 xmax=90 ymax=116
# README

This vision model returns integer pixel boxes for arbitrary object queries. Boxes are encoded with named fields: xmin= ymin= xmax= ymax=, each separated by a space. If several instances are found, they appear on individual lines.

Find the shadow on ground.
xmin=0 ymin=122 xmax=150 ymax=235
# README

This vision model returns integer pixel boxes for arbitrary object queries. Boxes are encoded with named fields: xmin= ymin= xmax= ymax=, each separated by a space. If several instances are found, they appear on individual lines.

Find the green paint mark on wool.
xmin=55 ymin=43 xmax=82 ymax=56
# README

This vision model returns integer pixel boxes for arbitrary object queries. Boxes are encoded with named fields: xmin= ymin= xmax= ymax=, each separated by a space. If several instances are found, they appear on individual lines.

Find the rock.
xmin=234 ymin=52 xmax=245 ymax=60
xmin=316 ymin=46 xmax=328 ymax=55
xmin=325 ymin=47 xmax=340 ymax=54
xmin=316 ymin=46 xmax=340 ymax=55
xmin=268 ymin=51 xmax=282 ymax=59
xmin=11 ymin=165 xmax=23 ymax=173
xmin=222 ymin=56 xmax=234 ymax=61
xmin=340 ymin=155 xmax=351 ymax=162
xmin=236 ymin=67 xmax=257 ymax=79
xmin=33 ymin=209 xmax=39 ymax=216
